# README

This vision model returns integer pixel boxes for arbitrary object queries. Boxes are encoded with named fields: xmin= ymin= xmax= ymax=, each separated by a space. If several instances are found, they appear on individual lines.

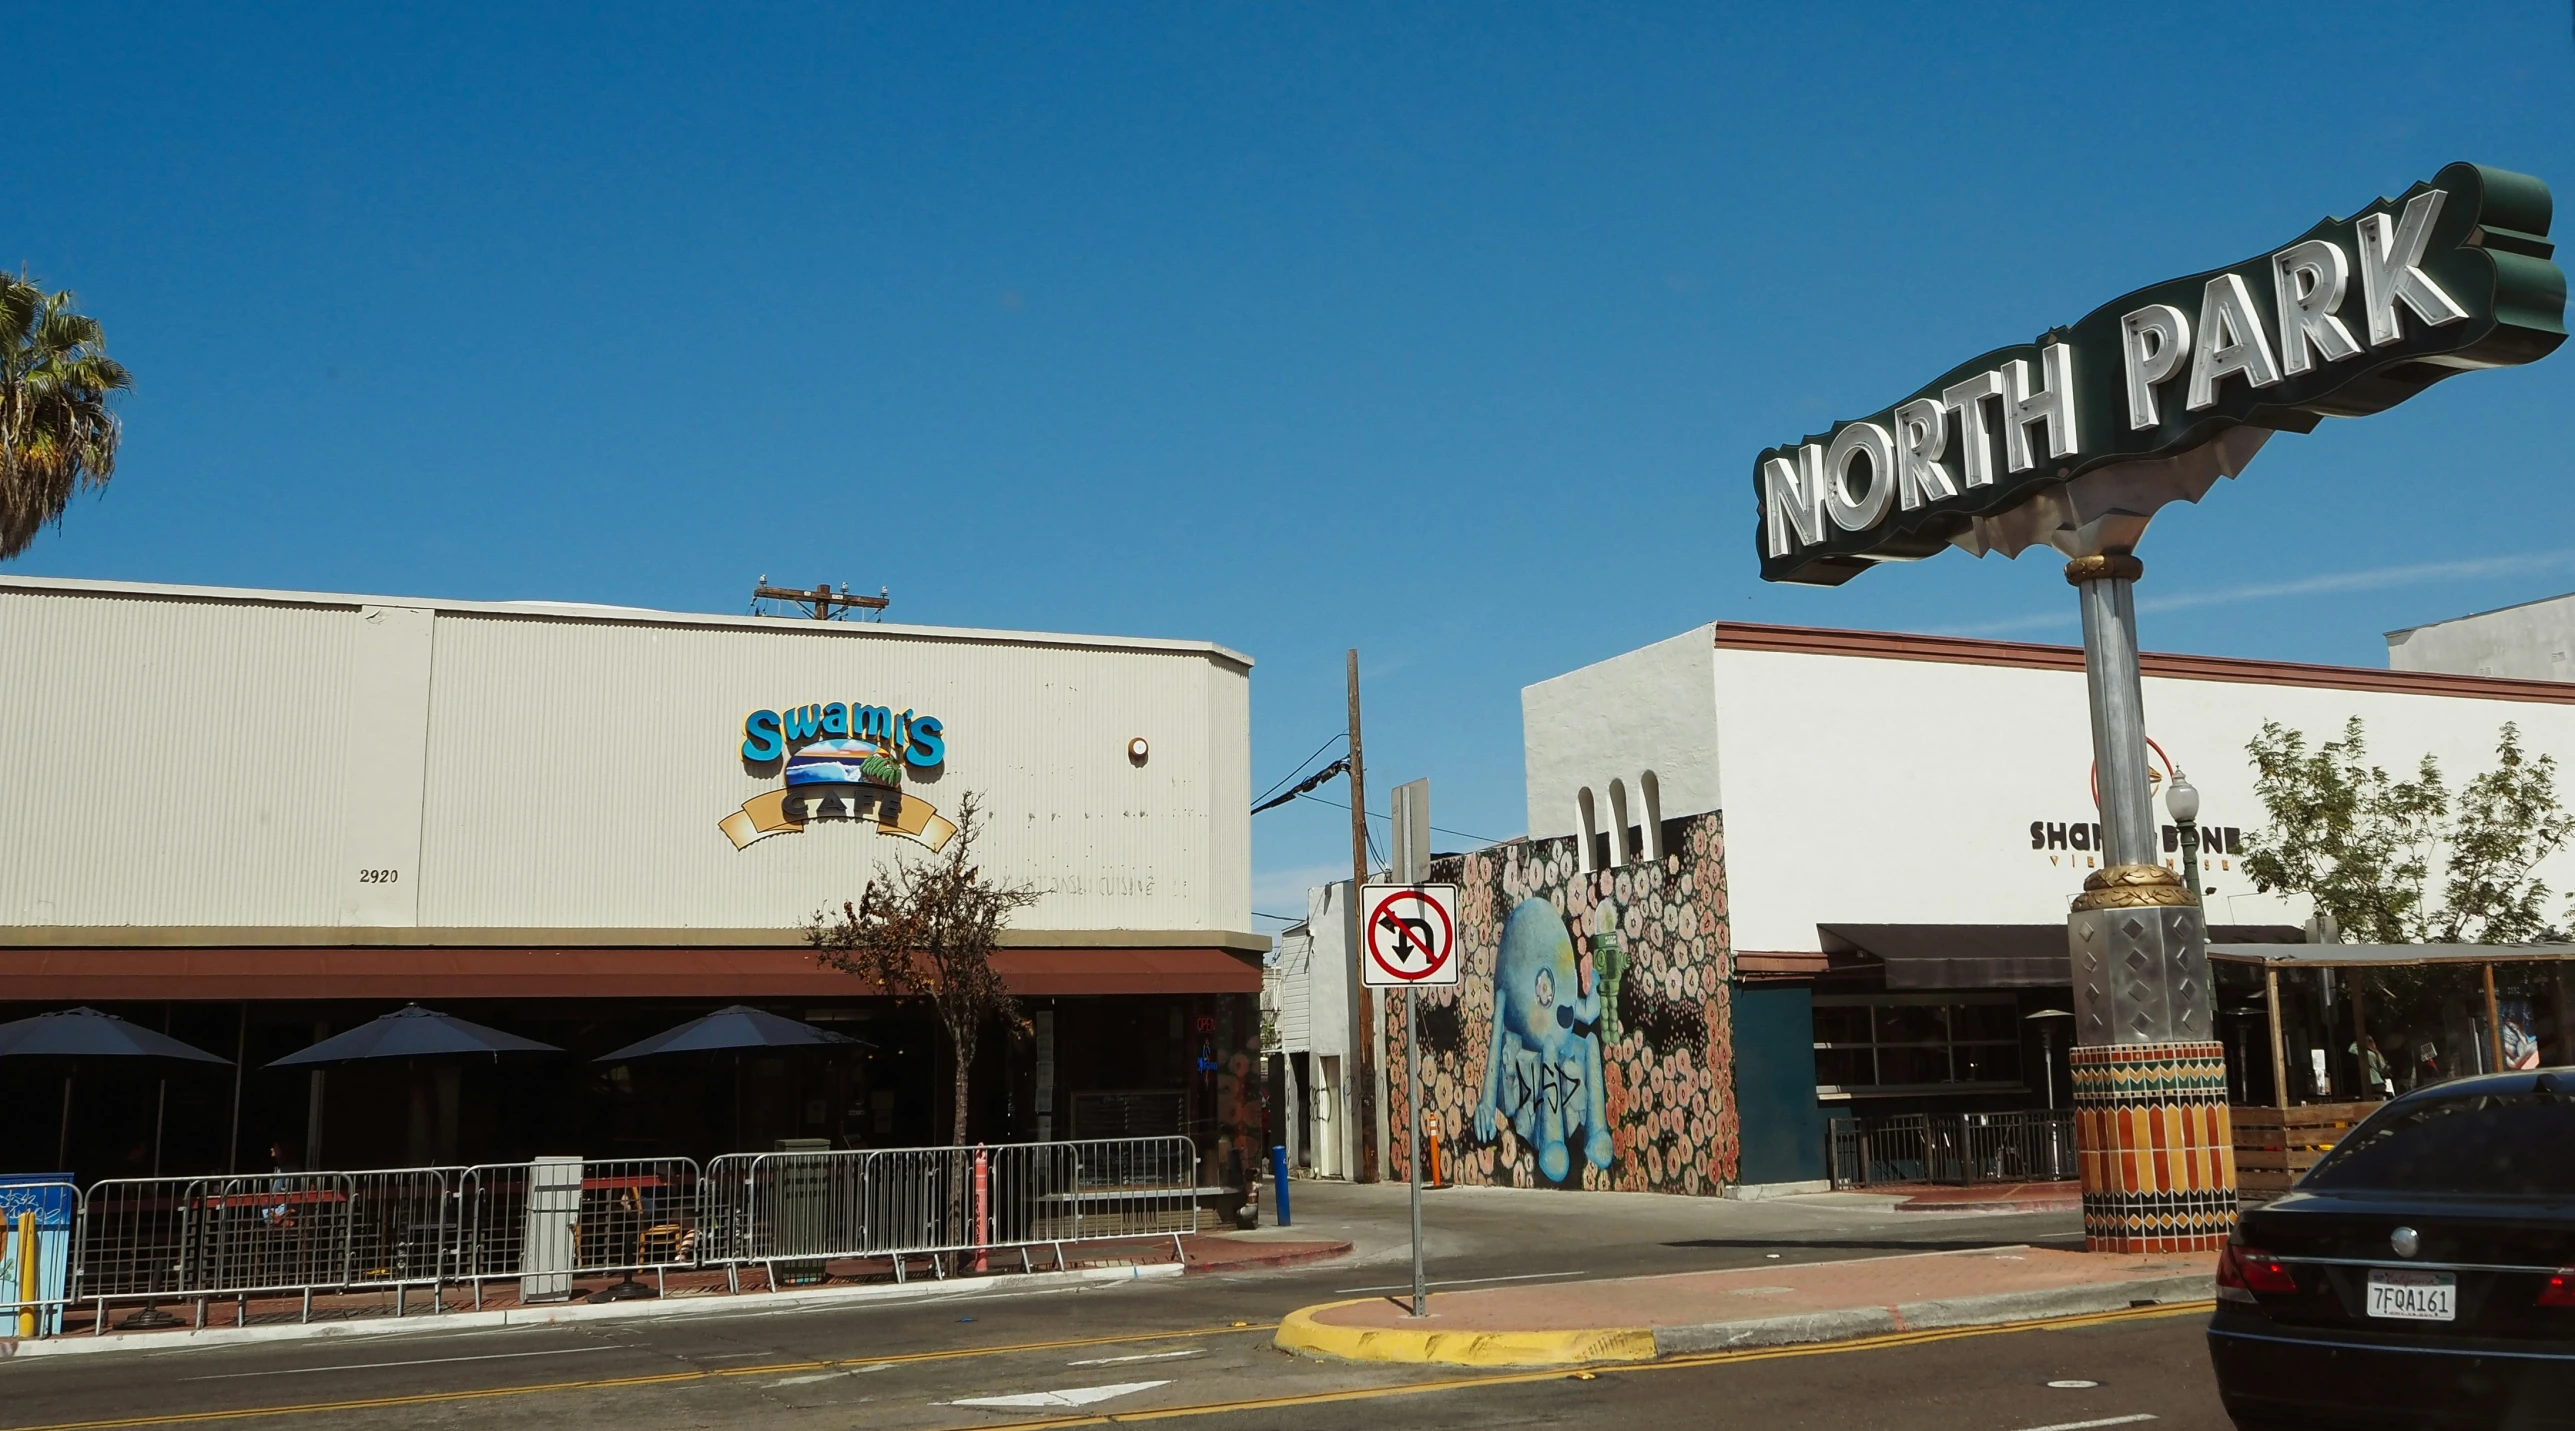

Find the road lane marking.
xmin=0 ymin=1324 xmax=1277 ymax=1431
xmin=1331 ymin=1271 xmax=1587 ymax=1294
xmin=0 ymin=1303 xmax=2211 ymax=1431
xmin=950 ymin=1382 xmax=1169 ymax=1410
xmin=917 ymin=1302 xmax=2218 ymax=1431
xmin=764 ymin=1363 xmax=895 ymax=1387
xmin=2013 ymin=1417 xmax=2156 ymax=1431
xmin=1065 ymin=1351 xmax=1203 ymax=1368
xmin=180 ymin=1347 xmax=640 ymax=1382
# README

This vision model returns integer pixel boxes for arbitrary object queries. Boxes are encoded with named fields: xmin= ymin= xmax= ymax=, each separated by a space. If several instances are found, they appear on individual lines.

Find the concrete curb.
xmin=1892 ymin=1197 xmax=2083 ymax=1215
xmin=1189 ymin=1241 xmax=1353 ymax=1274
xmin=1275 ymin=1299 xmax=1657 ymax=1367
xmin=0 ymin=1263 xmax=1184 ymax=1361
xmin=1274 ymin=1271 xmax=2212 ymax=1369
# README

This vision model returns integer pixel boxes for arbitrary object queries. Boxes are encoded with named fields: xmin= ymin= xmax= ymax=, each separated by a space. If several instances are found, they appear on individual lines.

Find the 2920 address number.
xmin=358 ymin=869 xmax=401 ymax=884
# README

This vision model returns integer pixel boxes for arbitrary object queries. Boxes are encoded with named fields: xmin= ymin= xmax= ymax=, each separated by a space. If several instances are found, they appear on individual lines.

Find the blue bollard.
xmin=1270 ymin=1144 xmax=1291 ymax=1226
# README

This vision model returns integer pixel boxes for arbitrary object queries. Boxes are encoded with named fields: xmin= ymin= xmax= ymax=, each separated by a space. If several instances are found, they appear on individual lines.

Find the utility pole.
xmin=1345 ymin=649 xmax=1380 ymax=1183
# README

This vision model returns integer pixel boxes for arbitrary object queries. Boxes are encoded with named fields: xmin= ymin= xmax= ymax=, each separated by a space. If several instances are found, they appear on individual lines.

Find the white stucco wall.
xmin=2389 ymin=592 xmax=2575 ymax=683
xmin=0 ymin=575 xmax=1254 ymax=941
xmin=1517 ymin=625 xmax=2575 ymax=961
xmin=1522 ymin=624 xmax=1722 ymax=857
xmin=1711 ymin=644 xmax=2575 ymax=955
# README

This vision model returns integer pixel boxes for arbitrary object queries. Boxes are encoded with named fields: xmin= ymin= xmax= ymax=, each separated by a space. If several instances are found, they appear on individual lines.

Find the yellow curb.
xmin=1274 ymin=1297 xmax=1657 ymax=1367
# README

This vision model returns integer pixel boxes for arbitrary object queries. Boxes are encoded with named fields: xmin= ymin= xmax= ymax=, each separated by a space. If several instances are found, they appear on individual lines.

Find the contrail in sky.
xmin=1931 ymin=549 xmax=2575 ymax=639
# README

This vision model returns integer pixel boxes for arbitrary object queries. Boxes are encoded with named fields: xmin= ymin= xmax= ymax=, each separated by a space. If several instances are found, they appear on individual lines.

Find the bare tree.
xmin=807 ymin=794 xmax=1038 ymax=1144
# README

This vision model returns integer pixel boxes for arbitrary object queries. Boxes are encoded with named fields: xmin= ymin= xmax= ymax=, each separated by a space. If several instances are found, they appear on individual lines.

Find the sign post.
xmin=1749 ymin=162 xmax=2565 ymax=1253
xmin=1362 ymin=878 xmax=1457 ymax=1319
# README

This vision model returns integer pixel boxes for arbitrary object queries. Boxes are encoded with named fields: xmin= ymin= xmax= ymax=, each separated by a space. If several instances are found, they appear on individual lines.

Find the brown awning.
xmin=0 ymin=945 xmax=1263 ymax=1001
xmin=1819 ymin=922 xmax=2304 ymax=989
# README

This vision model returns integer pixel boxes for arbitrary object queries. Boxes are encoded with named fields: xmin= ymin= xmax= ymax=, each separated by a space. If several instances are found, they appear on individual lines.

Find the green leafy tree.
xmin=2434 ymin=725 xmax=2575 ymax=943
xmin=1 ymin=275 xmax=133 ymax=560
xmin=2243 ymin=718 xmax=2571 ymax=944
xmin=806 ymin=794 xmax=1038 ymax=1144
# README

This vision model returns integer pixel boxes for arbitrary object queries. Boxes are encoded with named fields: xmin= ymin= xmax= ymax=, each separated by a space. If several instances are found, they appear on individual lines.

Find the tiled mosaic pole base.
xmin=2067 ymin=880 xmax=2237 ymax=1251
xmin=2068 ymin=1035 xmax=2236 ymax=1251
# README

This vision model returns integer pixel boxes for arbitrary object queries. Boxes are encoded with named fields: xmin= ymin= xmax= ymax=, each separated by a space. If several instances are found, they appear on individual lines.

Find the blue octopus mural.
xmin=1472 ymin=897 xmax=1612 ymax=1182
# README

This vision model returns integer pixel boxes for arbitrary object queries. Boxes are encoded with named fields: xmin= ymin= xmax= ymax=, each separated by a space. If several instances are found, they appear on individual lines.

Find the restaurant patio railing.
xmin=1826 ymin=1110 xmax=2076 ymax=1188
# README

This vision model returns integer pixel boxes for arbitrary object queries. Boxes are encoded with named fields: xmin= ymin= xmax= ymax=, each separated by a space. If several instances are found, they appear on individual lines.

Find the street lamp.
xmin=2166 ymin=770 xmax=2203 ymax=907
xmin=2026 ymin=1008 xmax=2076 ymax=1179
xmin=2026 ymin=1009 xmax=2075 ymax=1110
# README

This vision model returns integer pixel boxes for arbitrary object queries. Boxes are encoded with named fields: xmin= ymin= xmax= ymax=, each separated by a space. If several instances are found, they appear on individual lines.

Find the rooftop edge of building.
xmin=0 ymin=572 xmax=1255 ymax=670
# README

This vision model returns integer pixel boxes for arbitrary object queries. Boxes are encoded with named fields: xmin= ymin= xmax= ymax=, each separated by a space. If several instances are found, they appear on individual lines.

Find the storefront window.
xmin=1813 ymin=995 xmax=2024 ymax=1095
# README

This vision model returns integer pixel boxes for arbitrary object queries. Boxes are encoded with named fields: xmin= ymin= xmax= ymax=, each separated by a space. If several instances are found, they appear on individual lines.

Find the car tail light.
xmin=2539 ymin=1271 xmax=2575 ymax=1307
xmin=2217 ymin=1244 xmax=2298 ymax=1301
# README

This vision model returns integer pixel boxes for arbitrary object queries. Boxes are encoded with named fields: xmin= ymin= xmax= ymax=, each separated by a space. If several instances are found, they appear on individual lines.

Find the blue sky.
xmin=10 ymin=4 xmax=2574 ymax=920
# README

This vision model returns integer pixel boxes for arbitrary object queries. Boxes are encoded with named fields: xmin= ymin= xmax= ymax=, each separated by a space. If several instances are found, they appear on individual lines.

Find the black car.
xmin=2209 ymin=1069 xmax=2575 ymax=1430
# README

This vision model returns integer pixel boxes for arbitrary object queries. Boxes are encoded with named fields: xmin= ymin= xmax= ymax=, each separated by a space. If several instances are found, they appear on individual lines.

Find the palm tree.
xmin=2 ymin=274 xmax=134 ymax=561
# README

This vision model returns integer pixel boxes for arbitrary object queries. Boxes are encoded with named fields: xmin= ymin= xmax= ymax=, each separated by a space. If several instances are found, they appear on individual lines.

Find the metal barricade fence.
xmin=73 ymin=1169 xmax=467 ymax=1330
xmin=27 ymin=1138 xmax=1200 ymax=1336
xmin=453 ymin=1158 xmax=702 ymax=1304
xmin=703 ymin=1137 xmax=1197 ymax=1283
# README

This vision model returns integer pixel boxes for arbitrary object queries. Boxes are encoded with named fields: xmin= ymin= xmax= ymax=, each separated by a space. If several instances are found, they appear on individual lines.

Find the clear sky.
xmin=10 ymin=4 xmax=2574 ymax=922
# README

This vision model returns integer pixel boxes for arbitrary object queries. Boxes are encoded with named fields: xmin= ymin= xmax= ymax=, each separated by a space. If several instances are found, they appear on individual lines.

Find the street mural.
xmin=1390 ymin=812 xmax=1738 ymax=1194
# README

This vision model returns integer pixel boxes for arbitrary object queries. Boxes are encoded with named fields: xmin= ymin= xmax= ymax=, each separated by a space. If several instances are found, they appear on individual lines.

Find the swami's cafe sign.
xmin=1755 ymin=162 xmax=2564 ymax=585
xmin=717 ymin=700 xmax=958 ymax=852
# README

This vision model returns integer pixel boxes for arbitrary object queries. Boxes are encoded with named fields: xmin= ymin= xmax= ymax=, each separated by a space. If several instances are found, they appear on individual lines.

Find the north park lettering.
xmin=1754 ymin=162 xmax=2566 ymax=586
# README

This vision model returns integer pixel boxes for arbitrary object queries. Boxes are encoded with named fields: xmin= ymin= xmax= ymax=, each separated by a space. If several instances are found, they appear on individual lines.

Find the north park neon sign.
xmin=1754 ymin=162 xmax=2566 ymax=586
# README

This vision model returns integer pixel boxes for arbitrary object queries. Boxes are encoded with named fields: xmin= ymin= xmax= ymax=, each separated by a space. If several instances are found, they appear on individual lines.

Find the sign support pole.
xmin=2062 ymin=550 xmax=2229 ymax=1253
xmin=1406 ymin=983 xmax=1425 ymax=1318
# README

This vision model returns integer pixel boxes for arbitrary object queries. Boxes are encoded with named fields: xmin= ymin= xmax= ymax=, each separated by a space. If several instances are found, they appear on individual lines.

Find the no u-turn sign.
xmin=1361 ymin=884 xmax=1459 ymax=988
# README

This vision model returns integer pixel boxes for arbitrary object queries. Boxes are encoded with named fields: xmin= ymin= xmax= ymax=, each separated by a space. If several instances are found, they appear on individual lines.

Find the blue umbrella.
xmin=268 ymin=1005 xmax=561 ymax=1067
xmin=0 ymin=1007 xmax=229 ymax=1172
xmin=599 ymin=1006 xmax=865 ymax=1154
xmin=0 ymin=1007 xmax=229 ymax=1063
xmin=597 ymin=1005 xmax=861 ymax=1062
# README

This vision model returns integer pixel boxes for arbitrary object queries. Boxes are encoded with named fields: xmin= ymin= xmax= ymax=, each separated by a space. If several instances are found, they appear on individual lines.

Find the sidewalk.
xmin=0 ymin=1230 xmax=1349 ymax=1360
xmin=1275 ymin=1243 xmax=2213 ymax=1368
xmin=1880 ymin=1181 xmax=2082 ymax=1214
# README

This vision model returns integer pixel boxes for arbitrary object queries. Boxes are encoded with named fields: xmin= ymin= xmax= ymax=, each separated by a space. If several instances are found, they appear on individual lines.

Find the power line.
xmin=1253 ymin=731 xmax=1350 ymax=809
xmin=1290 ymin=792 xmax=1505 ymax=847
xmin=1252 ymin=757 xmax=1348 ymax=815
xmin=1251 ymin=910 xmax=1305 ymax=923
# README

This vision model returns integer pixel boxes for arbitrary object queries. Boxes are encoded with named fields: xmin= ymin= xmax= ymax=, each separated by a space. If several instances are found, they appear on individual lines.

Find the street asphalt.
xmin=0 ymin=1180 xmax=2233 ymax=1431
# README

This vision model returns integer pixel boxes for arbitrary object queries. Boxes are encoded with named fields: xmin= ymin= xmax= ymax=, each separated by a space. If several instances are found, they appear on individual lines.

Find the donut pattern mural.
xmin=1390 ymin=812 xmax=1738 ymax=1194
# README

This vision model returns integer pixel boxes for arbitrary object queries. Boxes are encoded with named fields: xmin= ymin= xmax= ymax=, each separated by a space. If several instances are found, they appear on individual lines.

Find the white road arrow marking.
xmin=948 ymin=1380 xmax=1171 ymax=1409
xmin=766 ymin=1362 xmax=896 ymax=1387
xmin=1065 ymin=1349 xmax=1204 ymax=1367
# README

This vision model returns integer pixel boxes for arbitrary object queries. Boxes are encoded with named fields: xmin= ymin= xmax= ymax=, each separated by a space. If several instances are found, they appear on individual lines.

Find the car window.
xmin=2302 ymin=1089 xmax=2575 ymax=1196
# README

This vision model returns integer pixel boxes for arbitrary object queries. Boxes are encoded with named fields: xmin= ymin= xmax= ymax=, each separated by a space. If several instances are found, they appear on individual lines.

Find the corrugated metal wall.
xmin=0 ymin=581 xmax=1252 ymax=937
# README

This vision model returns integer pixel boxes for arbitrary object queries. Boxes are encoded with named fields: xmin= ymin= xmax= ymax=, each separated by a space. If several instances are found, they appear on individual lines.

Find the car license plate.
xmin=2367 ymin=1268 xmax=2456 ymax=1321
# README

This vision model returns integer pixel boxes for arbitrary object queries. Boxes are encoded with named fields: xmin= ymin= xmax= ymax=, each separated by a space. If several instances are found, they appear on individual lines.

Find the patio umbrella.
xmin=598 ymin=1006 xmax=866 ymax=1152
xmin=267 ymin=1004 xmax=562 ymax=1067
xmin=597 ymin=1005 xmax=861 ymax=1062
xmin=0 ymin=1006 xmax=230 ymax=1171
xmin=268 ymin=1005 xmax=561 ymax=1167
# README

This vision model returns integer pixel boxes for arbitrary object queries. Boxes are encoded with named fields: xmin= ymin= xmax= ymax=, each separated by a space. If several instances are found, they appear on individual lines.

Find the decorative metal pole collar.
xmin=2071 ymin=863 xmax=2195 ymax=911
xmin=2064 ymin=553 xmax=2145 ymax=585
